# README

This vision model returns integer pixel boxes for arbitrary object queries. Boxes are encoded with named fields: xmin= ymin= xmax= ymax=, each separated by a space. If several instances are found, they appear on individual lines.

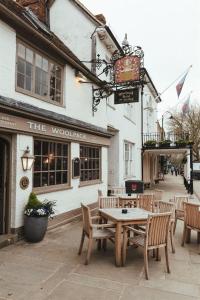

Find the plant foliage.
xmin=24 ymin=193 xmax=56 ymax=218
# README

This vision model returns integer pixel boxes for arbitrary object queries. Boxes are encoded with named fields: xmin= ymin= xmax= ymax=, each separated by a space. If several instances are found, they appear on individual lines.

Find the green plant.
xmin=159 ymin=139 xmax=171 ymax=145
xmin=144 ymin=140 xmax=157 ymax=146
xmin=175 ymin=139 xmax=187 ymax=146
xmin=24 ymin=193 xmax=56 ymax=218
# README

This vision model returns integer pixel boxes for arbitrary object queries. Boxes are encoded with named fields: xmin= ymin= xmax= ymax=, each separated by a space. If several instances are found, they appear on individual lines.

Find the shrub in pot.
xmin=144 ymin=140 xmax=157 ymax=147
xmin=174 ymin=139 xmax=187 ymax=147
xmin=159 ymin=139 xmax=171 ymax=147
xmin=24 ymin=192 xmax=56 ymax=243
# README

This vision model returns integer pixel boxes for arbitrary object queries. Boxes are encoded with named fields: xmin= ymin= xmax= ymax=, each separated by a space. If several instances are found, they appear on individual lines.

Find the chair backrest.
xmin=98 ymin=196 xmax=119 ymax=208
xmin=184 ymin=202 xmax=200 ymax=229
xmin=110 ymin=187 xmax=125 ymax=196
xmin=81 ymin=203 xmax=92 ymax=236
xmin=146 ymin=213 xmax=171 ymax=247
xmin=98 ymin=189 xmax=103 ymax=197
xmin=174 ymin=195 xmax=189 ymax=210
xmin=154 ymin=189 xmax=164 ymax=201
xmin=137 ymin=194 xmax=154 ymax=212
xmin=158 ymin=201 xmax=175 ymax=220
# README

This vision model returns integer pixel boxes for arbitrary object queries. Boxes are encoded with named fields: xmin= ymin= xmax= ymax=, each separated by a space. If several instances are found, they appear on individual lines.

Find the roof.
xmin=0 ymin=94 xmax=111 ymax=137
xmin=0 ymin=0 xmax=102 ymax=85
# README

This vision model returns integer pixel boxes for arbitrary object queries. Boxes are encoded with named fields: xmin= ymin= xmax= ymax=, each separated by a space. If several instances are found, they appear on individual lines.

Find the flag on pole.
xmin=176 ymin=72 xmax=188 ymax=98
xmin=182 ymin=94 xmax=191 ymax=115
xmin=176 ymin=65 xmax=192 ymax=98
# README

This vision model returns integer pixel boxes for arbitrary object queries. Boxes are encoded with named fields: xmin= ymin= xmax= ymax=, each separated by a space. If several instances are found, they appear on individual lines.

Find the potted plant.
xmin=174 ymin=139 xmax=187 ymax=147
xmin=24 ymin=192 xmax=56 ymax=243
xmin=159 ymin=139 xmax=171 ymax=147
xmin=144 ymin=140 xmax=157 ymax=148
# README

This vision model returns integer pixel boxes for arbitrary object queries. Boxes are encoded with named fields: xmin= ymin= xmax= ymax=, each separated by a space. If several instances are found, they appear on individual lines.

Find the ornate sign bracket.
xmin=81 ymin=37 xmax=145 ymax=114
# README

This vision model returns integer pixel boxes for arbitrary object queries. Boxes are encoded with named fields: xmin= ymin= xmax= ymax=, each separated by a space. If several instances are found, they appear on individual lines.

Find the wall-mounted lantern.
xmin=21 ymin=146 xmax=35 ymax=171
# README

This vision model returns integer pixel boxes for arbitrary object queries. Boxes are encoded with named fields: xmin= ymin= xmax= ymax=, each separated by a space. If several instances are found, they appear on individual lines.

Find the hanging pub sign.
xmin=114 ymin=88 xmax=139 ymax=104
xmin=114 ymin=55 xmax=140 ymax=84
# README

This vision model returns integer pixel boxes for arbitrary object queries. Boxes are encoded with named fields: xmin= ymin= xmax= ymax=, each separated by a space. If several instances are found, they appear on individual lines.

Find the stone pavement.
xmin=0 ymin=175 xmax=200 ymax=300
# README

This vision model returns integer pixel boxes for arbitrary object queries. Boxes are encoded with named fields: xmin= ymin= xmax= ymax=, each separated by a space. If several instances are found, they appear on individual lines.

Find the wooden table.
xmin=99 ymin=207 xmax=151 ymax=267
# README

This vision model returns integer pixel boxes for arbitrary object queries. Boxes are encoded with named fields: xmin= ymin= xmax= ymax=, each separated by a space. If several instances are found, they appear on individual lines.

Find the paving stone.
xmin=46 ymin=280 xmax=121 ymax=300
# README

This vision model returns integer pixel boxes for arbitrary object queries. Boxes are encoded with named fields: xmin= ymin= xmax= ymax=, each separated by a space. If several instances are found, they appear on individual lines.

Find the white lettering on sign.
xmin=27 ymin=122 xmax=47 ymax=132
xmin=52 ymin=127 xmax=86 ymax=139
xmin=0 ymin=115 xmax=16 ymax=127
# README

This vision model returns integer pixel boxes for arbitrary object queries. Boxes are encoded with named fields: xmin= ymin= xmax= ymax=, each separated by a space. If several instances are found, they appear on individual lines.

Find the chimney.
xmin=16 ymin=0 xmax=47 ymax=23
xmin=95 ymin=14 xmax=106 ymax=25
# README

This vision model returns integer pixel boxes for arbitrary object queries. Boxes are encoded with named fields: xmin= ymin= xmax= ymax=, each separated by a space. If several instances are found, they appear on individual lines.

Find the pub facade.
xmin=0 ymin=0 xmax=113 ymax=237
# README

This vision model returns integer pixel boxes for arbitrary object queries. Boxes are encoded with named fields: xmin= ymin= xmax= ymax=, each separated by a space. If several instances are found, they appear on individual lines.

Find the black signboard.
xmin=114 ymin=88 xmax=139 ymax=104
xmin=72 ymin=158 xmax=80 ymax=178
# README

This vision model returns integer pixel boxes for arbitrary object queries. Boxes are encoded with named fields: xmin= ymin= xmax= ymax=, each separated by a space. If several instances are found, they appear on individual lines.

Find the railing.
xmin=143 ymin=132 xmax=190 ymax=145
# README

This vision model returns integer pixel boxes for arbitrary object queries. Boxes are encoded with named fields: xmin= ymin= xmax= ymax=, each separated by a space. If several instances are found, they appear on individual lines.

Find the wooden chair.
xmin=110 ymin=187 xmax=125 ymax=196
xmin=158 ymin=201 xmax=176 ymax=253
xmin=172 ymin=195 xmax=189 ymax=233
xmin=182 ymin=202 xmax=200 ymax=246
xmin=122 ymin=212 xmax=171 ymax=280
xmin=78 ymin=203 xmax=115 ymax=265
xmin=98 ymin=196 xmax=119 ymax=208
xmin=154 ymin=189 xmax=164 ymax=201
xmin=137 ymin=194 xmax=154 ymax=212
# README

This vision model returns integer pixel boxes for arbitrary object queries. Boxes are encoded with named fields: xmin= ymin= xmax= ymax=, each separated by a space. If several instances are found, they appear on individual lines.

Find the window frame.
xmin=79 ymin=144 xmax=101 ymax=186
xmin=124 ymin=141 xmax=134 ymax=178
xmin=16 ymin=39 xmax=64 ymax=106
xmin=32 ymin=138 xmax=71 ymax=193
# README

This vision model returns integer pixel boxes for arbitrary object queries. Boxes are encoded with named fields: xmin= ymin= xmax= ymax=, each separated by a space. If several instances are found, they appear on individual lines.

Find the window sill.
xmin=16 ymin=87 xmax=64 ymax=108
xmin=33 ymin=184 xmax=72 ymax=195
xmin=79 ymin=180 xmax=103 ymax=188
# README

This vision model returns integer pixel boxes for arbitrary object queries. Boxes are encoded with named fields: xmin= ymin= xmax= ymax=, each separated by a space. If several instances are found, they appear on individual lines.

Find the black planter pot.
xmin=24 ymin=215 xmax=48 ymax=243
xmin=159 ymin=143 xmax=170 ymax=148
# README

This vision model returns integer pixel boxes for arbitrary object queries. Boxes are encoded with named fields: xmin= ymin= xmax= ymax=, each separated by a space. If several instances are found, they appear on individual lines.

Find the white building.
xmin=0 ymin=0 xmax=160 ymax=241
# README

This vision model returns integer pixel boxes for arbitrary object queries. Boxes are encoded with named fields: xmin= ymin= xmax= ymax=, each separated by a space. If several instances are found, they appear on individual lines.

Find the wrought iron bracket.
xmin=92 ymin=85 xmax=113 ymax=115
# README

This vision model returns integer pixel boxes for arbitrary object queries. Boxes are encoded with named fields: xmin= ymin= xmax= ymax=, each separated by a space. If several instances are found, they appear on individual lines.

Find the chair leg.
xmin=173 ymin=216 xmax=177 ymax=234
xmin=197 ymin=232 xmax=200 ymax=244
xmin=181 ymin=225 xmax=187 ymax=247
xmin=97 ymin=239 xmax=101 ymax=251
xmin=165 ymin=245 xmax=170 ymax=273
xmin=103 ymin=239 xmax=107 ymax=251
xmin=170 ymin=226 xmax=175 ymax=253
xmin=85 ymin=238 xmax=93 ymax=265
xmin=144 ymin=249 xmax=149 ymax=280
xmin=122 ymin=229 xmax=128 ymax=266
xmin=78 ymin=230 xmax=85 ymax=255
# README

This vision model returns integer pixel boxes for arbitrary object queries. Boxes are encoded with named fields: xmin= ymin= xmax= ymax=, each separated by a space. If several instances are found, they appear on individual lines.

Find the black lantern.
xmin=21 ymin=146 xmax=35 ymax=171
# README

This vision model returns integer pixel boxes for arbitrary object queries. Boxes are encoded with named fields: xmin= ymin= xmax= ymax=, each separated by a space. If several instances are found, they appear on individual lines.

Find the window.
xmin=33 ymin=140 xmax=69 ymax=188
xmin=16 ymin=42 xmax=62 ymax=104
xmin=80 ymin=145 xmax=101 ymax=182
xmin=124 ymin=142 xmax=134 ymax=177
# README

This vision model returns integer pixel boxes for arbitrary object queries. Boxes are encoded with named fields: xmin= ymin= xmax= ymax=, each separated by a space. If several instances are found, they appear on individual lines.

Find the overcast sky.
xmin=81 ymin=0 xmax=200 ymax=117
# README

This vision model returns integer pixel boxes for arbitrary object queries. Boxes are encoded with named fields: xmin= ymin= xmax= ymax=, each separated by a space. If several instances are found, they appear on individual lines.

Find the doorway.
xmin=0 ymin=138 xmax=9 ymax=234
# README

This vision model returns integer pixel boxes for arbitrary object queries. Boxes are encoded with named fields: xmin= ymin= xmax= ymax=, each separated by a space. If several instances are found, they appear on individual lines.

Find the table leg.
xmin=115 ymin=222 xmax=122 ymax=267
xmin=186 ymin=228 xmax=191 ymax=243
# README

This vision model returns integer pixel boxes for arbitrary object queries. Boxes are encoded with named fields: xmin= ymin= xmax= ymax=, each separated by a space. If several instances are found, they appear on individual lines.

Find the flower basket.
xmin=24 ymin=193 xmax=56 ymax=243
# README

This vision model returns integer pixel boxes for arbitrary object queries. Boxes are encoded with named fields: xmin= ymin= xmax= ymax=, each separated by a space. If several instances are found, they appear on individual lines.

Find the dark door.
xmin=0 ymin=139 xmax=7 ymax=234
